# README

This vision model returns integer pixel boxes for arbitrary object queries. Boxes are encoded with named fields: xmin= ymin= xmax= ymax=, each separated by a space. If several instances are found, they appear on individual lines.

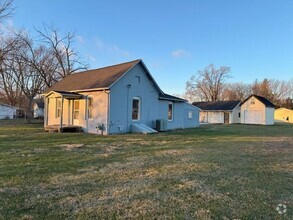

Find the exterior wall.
xmin=46 ymin=91 xmax=108 ymax=134
xmin=109 ymin=64 xmax=199 ymax=134
xmin=0 ymin=105 xmax=16 ymax=119
xmin=200 ymin=111 xmax=224 ymax=124
xmin=231 ymin=105 xmax=241 ymax=123
xmin=265 ymin=107 xmax=275 ymax=125
xmin=109 ymin=64 xmax=159 ymax=134
xmin=274 ymin=108 xmax=293 ymax=123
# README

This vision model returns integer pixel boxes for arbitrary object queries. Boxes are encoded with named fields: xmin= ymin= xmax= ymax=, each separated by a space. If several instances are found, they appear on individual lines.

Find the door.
xmin=73 ymin=100 xmax=80 ymax=125
xmin=224 ymin=112 xmax=229 ymax=124
xmin=244 ymin=110 xmax=263 ymax=124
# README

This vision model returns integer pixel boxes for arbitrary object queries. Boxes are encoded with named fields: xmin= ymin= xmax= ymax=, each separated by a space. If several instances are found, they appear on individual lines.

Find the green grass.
xmin=0 ymin=123 xmax=292 ymax=219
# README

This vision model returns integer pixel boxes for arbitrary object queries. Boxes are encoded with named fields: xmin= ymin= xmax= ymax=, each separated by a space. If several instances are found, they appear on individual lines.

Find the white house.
xmin=193 ymin=100 xmax=241 ymax=124
xmin=33 ymin=100 xmax=44 ymax=118
xmin=0 ymin=103 xmax=17 ymax=119
xmin=240 ymin=95 xmax=275 ymax=125
xmin=43 ymin=59 xmax=200 ymax=134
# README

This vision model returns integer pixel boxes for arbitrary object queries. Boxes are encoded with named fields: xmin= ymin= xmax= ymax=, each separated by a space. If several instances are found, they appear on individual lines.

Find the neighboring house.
xmin=193 ymin=100 xmax=241 ymax=124
xmin=240 ymin=95 xmax=275 ymax=125
xmin=43 ymin=59 xmax=200 ymax=134
xmin=33 ymin=100 xmax=44 ymax=118
xmin=0 ymin=103 xmax=17 ymax=119
xmin=274 ymin=108 xmax=293 ymax=123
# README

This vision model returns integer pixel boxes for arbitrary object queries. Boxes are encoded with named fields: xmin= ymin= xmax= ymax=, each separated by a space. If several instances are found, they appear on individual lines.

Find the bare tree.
xmin=222 ymin=82 xmax=250 ymax=101
xmin=35 ymin=24 xmax=87 ymax=85
xmin=0 ymin=34 xmax=23 ymax=106
xmin=0 ymin=0 xmax=14 ymax=24
xmin=185 ymin=64 xmax=231 ymax=102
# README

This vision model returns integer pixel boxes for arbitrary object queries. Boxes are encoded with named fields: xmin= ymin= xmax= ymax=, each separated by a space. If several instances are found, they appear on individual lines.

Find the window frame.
xmin=132 ymin=97 xmax=141 ymax=121
xmin=188 ymin=111 xmax=193 ymax=119
xmin=168 ymin=102 xmax=173 ymax=121
xmin=87 ymin=97 xmax=93 ymax=119
xmin=56 ymin=98 xmax=62 ymax=118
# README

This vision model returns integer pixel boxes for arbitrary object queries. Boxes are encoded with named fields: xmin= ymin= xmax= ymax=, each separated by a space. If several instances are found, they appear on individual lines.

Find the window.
xmin=135 ymin=75 xmax=141 ymax=83
xmin=74 ymin=100 xmax=79 ymax=120
xmin=188 ymin=111 xmax=193 ymax=119
xmin=88 ymin=97 xmax=93 ymax=119
xmin=56 ymin=98 xmax=61 ymax=118
xmin=132 ymin=97 xmax=140 ymax=120
xmin=168 ymin=102 xmax=173 ymax=121
xmin=251 ymin=98 xmax=255 ymax=105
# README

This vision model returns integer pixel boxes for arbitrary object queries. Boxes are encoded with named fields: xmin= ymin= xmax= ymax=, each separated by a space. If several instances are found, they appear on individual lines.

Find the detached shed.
xmin=193 ymin=100 xmax=241 ymax=124
xmin=274 ymin=108 xmax=293 ymax=123
xmin=0 ymin=103 xmax=17 ymax=119
xmin=240 ymin=95 xmax=275 ymax=125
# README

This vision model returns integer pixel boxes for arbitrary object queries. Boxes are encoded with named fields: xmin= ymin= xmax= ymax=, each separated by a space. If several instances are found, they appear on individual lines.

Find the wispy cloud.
xmin=88 ymin=54 xmax=97 ymax=62
xmin=76 ymin=35 xmax=85 ymax=44
xmin=171 ymin=49 xmax=191 ymax=58
xmin=95 ymin=39 xmax=130 ymax=57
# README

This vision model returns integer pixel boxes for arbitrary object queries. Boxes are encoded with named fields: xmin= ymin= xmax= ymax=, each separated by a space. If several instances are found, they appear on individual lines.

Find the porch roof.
xmin=45 ymin=90 xmax=83 ymax=99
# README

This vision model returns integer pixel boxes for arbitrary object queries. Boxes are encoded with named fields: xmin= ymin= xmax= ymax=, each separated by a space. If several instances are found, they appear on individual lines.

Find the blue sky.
xmin=8 ymin=0 xmax=293 ymax=94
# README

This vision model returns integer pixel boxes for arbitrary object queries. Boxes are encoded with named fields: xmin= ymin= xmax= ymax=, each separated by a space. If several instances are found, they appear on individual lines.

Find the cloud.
xmin=95 ymin=39 xmax=130 ymax=58
xmin=76 ymin=35 xmax=84 ymax=44
xmin=171 ymin=49 xmax=191 ymax=58
xmin=88 ymin=54 xmax=97 ymax=62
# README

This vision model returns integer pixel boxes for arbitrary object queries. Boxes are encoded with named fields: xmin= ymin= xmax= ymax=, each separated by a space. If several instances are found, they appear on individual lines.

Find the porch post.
xmin=60 ymin=96 xmax=64 ymax=128
xmin=45 ymin=97 xmax=49 ymax=126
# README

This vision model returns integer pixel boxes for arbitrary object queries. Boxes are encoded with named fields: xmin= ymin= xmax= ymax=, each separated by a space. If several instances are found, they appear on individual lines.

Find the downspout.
xmin=84 ymin=95 xmax=89 ymax=132
xmin=126 ymin=84 xmax=131 ymax=132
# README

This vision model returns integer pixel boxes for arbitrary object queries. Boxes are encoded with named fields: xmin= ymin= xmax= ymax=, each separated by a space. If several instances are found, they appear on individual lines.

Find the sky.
xmin=6 ymin=0 xmax=293 ymax=95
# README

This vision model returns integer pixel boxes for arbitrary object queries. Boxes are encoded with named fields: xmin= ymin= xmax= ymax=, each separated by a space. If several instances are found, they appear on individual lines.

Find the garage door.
xmin=244 ymin=110 xmax=263 ymax=124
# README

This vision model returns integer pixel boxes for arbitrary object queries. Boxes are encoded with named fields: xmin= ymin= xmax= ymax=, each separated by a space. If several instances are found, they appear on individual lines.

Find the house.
xmin=193 ymin=100 xmax=241 ymax=124
xmin=43 ymin=59 xmax=200 ymax=134
xmin=240 ymin=94 xmax=275 ymax=125
xmin=33 ymin=99 xmax=44 ymax=118
xmin=274 ymin=108 xmax=293 ymax=123
xmin=0 ymin=103 xmax=17 ymax=119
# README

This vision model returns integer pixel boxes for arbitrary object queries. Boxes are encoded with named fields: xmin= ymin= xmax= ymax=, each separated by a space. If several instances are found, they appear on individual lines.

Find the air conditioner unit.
xmin=156 ymin=119 xmax=167 ymax=131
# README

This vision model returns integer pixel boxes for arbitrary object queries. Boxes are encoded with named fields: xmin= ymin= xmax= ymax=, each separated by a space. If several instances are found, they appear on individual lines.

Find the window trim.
xmin=132 ymin=97 xmax=141 ymax=121
xmin=168 ymin=102 xmax=173 ymax=121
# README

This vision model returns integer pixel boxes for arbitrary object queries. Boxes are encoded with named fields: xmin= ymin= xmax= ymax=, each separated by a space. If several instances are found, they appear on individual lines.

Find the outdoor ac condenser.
xmin=156 ymin=119 xmax=167 ymax=131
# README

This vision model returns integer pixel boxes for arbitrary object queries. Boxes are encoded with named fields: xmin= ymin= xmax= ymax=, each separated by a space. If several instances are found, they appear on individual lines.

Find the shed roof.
xmin=192 ymin=100 xmax=240 ymax=111
xmin=240 ymin=95 xmax=275 ymax=108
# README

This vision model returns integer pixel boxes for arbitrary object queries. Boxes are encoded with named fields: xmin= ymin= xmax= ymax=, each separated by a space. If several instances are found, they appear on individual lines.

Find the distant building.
xmin=0 ymin=103 xmax=17 ymax=119
xmin=33 ymin=100 xmax=44 ymax=118
xmin=193 ymin=100 xmax=241 ymax=124
xmin=274 ymin=108 xmax=293 ymax=123
xmin=240 ymin=95 xmax=275 ymax=125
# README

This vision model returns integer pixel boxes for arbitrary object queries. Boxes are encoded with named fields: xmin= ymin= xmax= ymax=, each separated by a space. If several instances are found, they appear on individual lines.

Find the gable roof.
xmin=0 ymin=102 xmax=18 ymax=109
xmin=240 ymin=94 xmax=275 ymax=108
xmin=46 ymin=59 xmax=141 ymax=93
xmin=34 ymin=99 xmax=44 ymax=108
xmin=45 ymin=59 xmax=185 ymax=102
xmin=192 ymin=100 xmax=240 ymax=111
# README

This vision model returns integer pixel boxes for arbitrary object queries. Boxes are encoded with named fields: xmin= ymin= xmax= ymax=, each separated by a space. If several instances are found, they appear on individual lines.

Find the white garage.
xmin=193 ymin=100 xmax=241 ymax=124
xmin=240 ymin=95 xmax=275 ymax=125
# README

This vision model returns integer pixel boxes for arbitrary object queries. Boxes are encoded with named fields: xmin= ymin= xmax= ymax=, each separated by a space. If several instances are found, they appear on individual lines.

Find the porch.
xmin=44 ymin=90 xmax=89 ymax=133
xmin=45 ymin=124 xmax=83 ymax=133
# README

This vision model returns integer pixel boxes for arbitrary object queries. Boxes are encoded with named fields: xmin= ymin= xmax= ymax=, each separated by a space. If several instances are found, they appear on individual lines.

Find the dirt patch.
xmin=59 ymin=144 xmax=84 ymax=150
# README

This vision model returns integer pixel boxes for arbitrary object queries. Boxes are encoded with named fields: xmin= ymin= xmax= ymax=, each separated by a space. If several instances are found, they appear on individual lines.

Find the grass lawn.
xmin=0 ymin=122 xmax=292 ymax=219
